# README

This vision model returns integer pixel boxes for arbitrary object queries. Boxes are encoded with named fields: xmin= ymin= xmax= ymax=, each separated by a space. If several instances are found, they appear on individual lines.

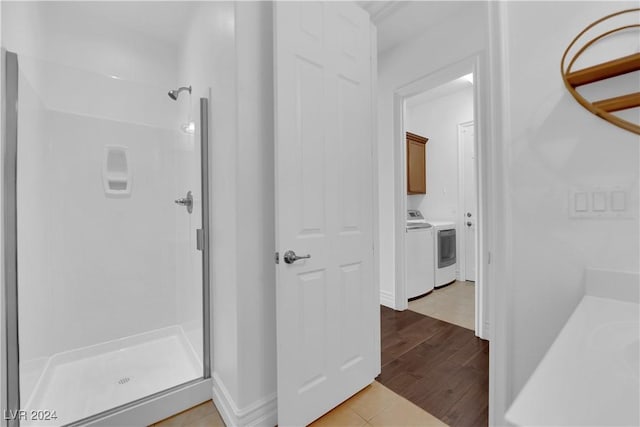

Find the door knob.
xmin=467 ymin=212 xmax=472 ymax=217
xmin=175 ymin=191 xmax=193 ymax=214
xmin=283 ymin=250 xmax=311 ymax=264
xmin=467 ymin=221 xmax=472 ymax=227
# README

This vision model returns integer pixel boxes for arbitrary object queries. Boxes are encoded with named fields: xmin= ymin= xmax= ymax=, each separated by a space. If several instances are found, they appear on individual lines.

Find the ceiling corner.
xmin=358 ymin=1 xmax=407 ymax=24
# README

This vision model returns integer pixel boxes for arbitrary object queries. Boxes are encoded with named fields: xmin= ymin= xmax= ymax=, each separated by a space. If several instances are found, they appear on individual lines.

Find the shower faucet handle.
xmin=175 ymin=191 xmax=193 ymax=214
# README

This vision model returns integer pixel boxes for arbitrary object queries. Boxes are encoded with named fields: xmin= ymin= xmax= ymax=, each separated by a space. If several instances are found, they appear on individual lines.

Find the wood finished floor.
xmin=376 ymin=306 xmax=489 ymax=427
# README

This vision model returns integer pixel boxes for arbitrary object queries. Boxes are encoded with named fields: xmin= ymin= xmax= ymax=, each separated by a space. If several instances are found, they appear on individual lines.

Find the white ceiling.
xmin=67 ymin=2 xmax=199 ymax=46
xmin=405 ymin=76 xmax=472 ymax=108
xmin=359 ymin=1 xmax=474 ymax=54
xmin=57 ymin=2 xmax=472 ymax=54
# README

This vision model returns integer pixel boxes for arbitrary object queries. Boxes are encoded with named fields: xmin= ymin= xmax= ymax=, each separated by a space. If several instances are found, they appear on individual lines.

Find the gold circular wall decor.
xmin=561 ymin=8 xmax=640 ymax=135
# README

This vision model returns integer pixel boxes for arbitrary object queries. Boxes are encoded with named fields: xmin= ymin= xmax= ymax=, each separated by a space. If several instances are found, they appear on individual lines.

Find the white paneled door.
xmin=274 ymin=2 xmax=377 ymax=426
xmin=462 ymin=122 xmax=477 ymax=281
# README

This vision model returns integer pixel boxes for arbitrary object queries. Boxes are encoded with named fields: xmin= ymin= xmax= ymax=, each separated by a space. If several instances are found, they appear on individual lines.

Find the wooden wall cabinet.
xmin=406 ymin=132 xmax=428 ymax=194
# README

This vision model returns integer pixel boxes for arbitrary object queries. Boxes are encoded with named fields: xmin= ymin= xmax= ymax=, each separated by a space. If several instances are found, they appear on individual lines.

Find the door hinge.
xmin=196 ymin=229 xmax=204 ymax=251
xmin=487 ymin=251 xmax=492 ymax=264
xmin=275 ymin=251 xmax=279 ymax=264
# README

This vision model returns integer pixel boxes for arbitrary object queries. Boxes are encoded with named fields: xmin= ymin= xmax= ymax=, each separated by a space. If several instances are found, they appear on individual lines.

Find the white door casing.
xmin=274 ymin=3 xmax=377 ymax=426
xmin=460 ymin=121 xmax=477 ymax=281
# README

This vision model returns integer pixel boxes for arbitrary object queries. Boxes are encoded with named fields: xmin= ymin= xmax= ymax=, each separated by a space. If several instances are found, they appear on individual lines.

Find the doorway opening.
xmin=390 ymin=55 xmax=488 ymax=339
xmin=403 ymin=72 xmax=477 ymax=332
xmin=376 ymin=55 xmax=490 ymax=427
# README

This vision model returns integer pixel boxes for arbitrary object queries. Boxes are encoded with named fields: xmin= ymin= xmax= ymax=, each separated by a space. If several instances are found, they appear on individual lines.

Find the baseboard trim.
xmin=212 ymin=372 xmax=277 ymax=427
xmin=380 ymin=290 xmax=395 ymax=309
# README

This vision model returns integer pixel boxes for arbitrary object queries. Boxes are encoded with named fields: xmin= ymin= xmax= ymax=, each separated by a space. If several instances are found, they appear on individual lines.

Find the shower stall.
xmin=1 ymin=2 xmax=214 ymax=425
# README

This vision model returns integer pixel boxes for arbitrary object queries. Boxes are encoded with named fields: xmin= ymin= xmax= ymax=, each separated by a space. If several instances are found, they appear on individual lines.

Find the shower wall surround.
xmin=17 ymin=56 xmax=184 ymax=356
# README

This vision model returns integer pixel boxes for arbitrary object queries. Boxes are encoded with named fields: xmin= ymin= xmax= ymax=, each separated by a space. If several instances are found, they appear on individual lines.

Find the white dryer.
xmin=428 ymin=220 xmax=457 ymax=288
xmin=406 ymin=210 xmax=435 ymax=299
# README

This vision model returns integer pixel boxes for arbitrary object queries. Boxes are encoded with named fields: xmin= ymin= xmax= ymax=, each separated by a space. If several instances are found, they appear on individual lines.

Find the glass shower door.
xmin=10 ymin=52 xmax=208 ymax=426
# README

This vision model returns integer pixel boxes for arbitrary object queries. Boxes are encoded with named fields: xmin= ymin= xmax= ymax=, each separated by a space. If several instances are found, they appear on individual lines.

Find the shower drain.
xmin=117 ymin=377 xmax=131 ymax=385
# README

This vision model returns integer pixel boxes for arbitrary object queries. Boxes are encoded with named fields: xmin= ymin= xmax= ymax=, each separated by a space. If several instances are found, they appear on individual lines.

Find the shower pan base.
xmin=22 ymin=326 xmax=201 ymax=426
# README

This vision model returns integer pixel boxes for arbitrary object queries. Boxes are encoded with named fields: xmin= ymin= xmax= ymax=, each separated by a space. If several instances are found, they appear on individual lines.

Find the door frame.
xmin=457 ymin=120 xmax=482 ymax=333
xmin=392 ymin=53 xmax=490 ymax=339
xmin=2 ymin=48 xmax=20 ymax=427
xmin=370 ymin=22 xmax=381 ymax=375
xmin=457 ymin=120 xmax=475 ymax=283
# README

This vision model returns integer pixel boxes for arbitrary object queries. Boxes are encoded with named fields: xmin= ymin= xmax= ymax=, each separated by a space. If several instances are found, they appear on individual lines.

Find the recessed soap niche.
xmin=103 ymin=145 xmax=132 ymax=197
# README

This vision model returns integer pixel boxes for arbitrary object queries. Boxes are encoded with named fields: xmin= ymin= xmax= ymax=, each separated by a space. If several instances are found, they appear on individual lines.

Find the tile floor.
xmin=408 ymin=281 xmax=475 ymax=330
xmin=152 ymin=381 xmax=446 ymax=427
xmin=310 ymin=381 xmax=446 ymax=426
xmin=152 ymin=401 xmax=225 ymax=427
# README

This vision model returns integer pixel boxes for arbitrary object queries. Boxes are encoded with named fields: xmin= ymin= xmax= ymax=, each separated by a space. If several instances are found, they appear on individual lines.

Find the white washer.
xmin=406 ymin=210 xmax=435 ymax=299
xmin=428 ymin=220 xmax=457 ymax=288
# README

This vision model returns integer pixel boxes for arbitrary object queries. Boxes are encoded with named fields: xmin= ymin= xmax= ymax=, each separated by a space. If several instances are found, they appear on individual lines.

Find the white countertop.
xmin=505 ymin=295 xmax=639 ymax=426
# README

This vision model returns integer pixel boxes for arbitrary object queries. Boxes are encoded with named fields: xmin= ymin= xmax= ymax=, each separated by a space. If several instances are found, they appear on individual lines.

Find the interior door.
xmin=462 ymin=122 xmax=477 ymax=281
xmin=274 ymin=2 xmax=377 ymax=426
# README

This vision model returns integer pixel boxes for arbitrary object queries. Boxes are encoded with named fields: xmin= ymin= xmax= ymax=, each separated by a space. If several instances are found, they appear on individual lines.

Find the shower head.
xmin=168 ymin=85 xmax=192 ymax=101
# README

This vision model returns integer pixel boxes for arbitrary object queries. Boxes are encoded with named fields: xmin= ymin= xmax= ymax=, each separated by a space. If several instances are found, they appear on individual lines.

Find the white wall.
xmin=406 ymin=85 xmax=474 ymax=221
xmin=203 ymin=2 xmax=277 ymax=425
xmin=170 ymin=3 xmax=276 ymax=420
xmin=234 ymin=1 xmax=276 ymax=413
xmin=1 ymin=2 xmax=178 ymax=88
xmin=493 ymin=1 xmax=640 ymax=423
xmin=377 ymin=2 xmax=489 ymax=307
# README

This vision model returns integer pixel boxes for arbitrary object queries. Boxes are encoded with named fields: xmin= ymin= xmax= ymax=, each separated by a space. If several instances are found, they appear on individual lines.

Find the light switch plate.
xmin=611 ymin=190 xmax=626 ymax=211
xmin=570 ymin=186 xmax=633 ymax=219
xmin=574 ymin=192 xmax=588 ymax=212
xmin=592 ymin=191 xmax=607 ymax=212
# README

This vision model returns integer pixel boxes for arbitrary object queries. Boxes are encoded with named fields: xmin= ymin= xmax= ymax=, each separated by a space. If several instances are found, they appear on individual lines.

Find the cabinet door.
xmin=407 ymin=136 xmax=426 ymax=194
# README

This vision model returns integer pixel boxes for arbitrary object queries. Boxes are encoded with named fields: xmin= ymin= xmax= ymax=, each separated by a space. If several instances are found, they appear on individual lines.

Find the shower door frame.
xmin=2 ymin=49 xmax=20 ymax=427
xmin=1 ymin=49 xmax=213 ymax=427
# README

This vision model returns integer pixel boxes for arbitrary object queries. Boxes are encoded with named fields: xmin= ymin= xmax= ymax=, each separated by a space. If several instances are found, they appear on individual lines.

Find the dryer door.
xmin=438 ymin=229 xmax=457 ymax=268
